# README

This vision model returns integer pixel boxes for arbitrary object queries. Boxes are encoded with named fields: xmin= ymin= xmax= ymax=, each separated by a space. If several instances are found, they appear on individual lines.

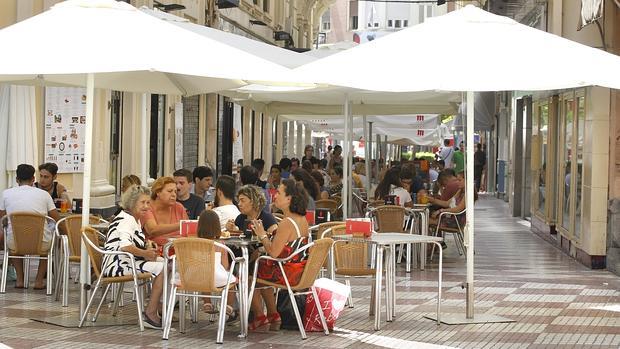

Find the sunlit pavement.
xmin=0 ymin=195 xmax=618 ymax=349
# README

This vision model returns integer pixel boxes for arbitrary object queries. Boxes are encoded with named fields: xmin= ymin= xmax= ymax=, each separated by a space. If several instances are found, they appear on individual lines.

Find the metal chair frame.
xmin=431 ymin=209 xmax=467 ymax=260
xmin=78 ymin=230 xmax=152 ymax=332
xmin=162 ymin=240 xmax=244 ymax=344
xmin=248 ymin=240 xmax=331 ymax=340
xmin=53 ymin=215 xmax=108 ymax=306
xmin=0 ymin=213 xmax=55 ymax=295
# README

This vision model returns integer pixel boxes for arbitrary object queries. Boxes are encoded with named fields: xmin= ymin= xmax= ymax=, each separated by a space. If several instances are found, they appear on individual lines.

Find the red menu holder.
xmin=305 ymin=210 xmax=316 ymax=225
xmin=345 ymin=218 xmax=372 ymax=237
xmin=179 ymin=220 xmax=198 ymax=237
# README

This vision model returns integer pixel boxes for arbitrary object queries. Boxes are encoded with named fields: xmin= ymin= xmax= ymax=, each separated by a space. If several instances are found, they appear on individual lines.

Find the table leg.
xmin=239 ymin=247 xmax=249 ymax=337
xmin=162 ymin=257 xmax=168 ymax=326
xmin=421 ymin=209 xmax=428 ymax=270
xmin=385 ymin=245 xmax=392 ymax=322
xmin=435 ymin=241 xmax=442 ymax=325
xmin=374 ymin=246 xmax=383 ymax=331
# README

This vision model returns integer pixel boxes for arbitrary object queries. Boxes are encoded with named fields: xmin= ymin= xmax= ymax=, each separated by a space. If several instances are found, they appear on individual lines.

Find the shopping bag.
xmin=303 ymin=278 xmax=351 ymax=332
xmin=276 ymin=291 xmax=306 ymax=330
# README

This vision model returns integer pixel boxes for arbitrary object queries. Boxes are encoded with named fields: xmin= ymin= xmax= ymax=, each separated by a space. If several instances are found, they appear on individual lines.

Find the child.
xmin=195 ymin=210 xmax=237 ymax=316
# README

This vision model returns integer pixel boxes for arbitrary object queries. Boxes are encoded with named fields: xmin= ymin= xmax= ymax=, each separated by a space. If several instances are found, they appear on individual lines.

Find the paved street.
xmin=0 ymin=195 xmax=618 ymax=349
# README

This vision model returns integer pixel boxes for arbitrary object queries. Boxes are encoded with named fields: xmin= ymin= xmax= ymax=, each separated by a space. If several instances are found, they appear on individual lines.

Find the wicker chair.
xmin=0 ymin=212 xmax=55 ymax=294
xmin=249 ymin=238 xmax=333 ymax=340
xmin=79 ymin=227 xmax=153 ymax=331
xmin=370 ymin=205 xmax=416 ymax=272
xmin=54 ymin=215 xmax=108 ymax=306
xmin=333 ymin=233 xmax=376 ymax=312
xmin=310 ymin=221 xmax=344 ymax=241
xmin=430 ymin=209 xmax=466 ymax=261
xmin=162 ymin=238 xmax=242 ymax=344
xmin=315 ymin=199 xmax=339 ymax=221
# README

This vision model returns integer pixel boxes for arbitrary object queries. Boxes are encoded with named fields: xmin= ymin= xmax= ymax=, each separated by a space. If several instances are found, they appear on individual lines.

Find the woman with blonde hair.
xmin=120 ymin=174 xmax=141 ymax=193
xmin=142 ymin=176 xmax=188 ymax=246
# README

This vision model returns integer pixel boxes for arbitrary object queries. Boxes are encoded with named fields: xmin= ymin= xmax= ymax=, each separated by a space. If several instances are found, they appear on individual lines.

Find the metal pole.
xmin=465 ymin=91 xmax=475 ymax=318
xmin=342 ymin=94 xmax=350 ymax=219
xmin=80 ymin=73 xmax=95 ymax=317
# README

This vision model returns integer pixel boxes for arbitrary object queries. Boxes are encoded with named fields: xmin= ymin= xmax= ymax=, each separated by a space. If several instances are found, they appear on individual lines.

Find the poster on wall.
xmin=44 ymin=87 xmax=86 ymax=173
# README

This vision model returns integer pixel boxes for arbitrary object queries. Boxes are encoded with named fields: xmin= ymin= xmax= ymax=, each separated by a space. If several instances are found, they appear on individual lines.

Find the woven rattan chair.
xmin=54 ymin=215 xmax=107 ymax=306
xmin=430 ymin=209 xmax=466 ymax=261
xmin=370 ymin=205 xmax=416 ymax=272
xmin=79 ymin=227 xmax=153 ymax=331
xmin=310 ymin=221 xmax=344 ymax=241
xmin=162 ymin=238 xmax=242 ymax=344
xmin=249 ymin=238 xmax=333 ymax=340
xmin=333 ymin=233 xmax=376 ymax=312
xmin=0 ymin=212 xmax=55 ymax=294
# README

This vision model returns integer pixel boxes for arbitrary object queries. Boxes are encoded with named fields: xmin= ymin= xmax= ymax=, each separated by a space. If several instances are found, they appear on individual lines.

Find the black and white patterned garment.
xmin=102 ymin=210 xmax=164 ymax=278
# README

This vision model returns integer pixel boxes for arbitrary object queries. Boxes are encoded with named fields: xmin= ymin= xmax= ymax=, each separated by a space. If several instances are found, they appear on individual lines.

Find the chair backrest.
xmin=9 ymin=212 xmax=47 ymax=255
xmin=172 ymin=238 xmax=218 ymax=293
xmin=295 ymin=238 xmax=334 ymax=289
xmin=63 ymin=215 xmax=103 ymax=258
xmin=374 ymin=205 xmax=406 ymax=233
xmin=82 ymin=227 xmax=103 ymax=278
xmin=334 ymin=233 xmax=371 ymax=271
xmin=315 ymin=199 xmax=338 ymax=212
xmin=320 ymin=224 xmax=346 ymax=239
xmin=316 ymin=221 xmax=344 ymax=239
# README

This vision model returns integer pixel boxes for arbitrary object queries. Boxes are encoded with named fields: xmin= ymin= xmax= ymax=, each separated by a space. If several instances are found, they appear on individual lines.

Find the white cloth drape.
xmin=5 ymin=85 xmax=39 ymax=186
xmin=0 ymin=85 xmax=9 ymax=191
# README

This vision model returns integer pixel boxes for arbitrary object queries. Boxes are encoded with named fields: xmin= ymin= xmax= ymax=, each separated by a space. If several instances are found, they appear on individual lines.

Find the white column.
xmin=304 ymin=125 xmax=312 ymax=156
xmin=242 ymin=107 xmax=251 ymax=162
xmin=206 ymin=94 xmax=218 ymax=169
xmin=343 ymin=95 xmax=350 ymax=219
xmin=253 ymin=111 xmax=262 ymax=160
xmin=262 ymin=113 xmax=273 ymax=178
xmin=466 ymin=91 xmax=475 ymax=318
xmin=288 ymin=121 xmax=295 ymax=157
xmin=89 ymin=89 xmax=116 ymax=210
xmin=276 ymin=117 xmax=283 ymax=162
xmin=296 ymin=121 xmax=303 ymax=158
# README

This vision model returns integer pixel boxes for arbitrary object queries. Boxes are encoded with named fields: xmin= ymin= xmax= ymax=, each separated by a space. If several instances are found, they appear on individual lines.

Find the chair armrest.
xmin=255 ymin=241 xmax=316 ymax=264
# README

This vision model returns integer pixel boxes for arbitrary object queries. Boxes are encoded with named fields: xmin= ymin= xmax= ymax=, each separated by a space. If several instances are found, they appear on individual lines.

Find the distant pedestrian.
xmin=436 ymin=139 xmax=454 ymax=169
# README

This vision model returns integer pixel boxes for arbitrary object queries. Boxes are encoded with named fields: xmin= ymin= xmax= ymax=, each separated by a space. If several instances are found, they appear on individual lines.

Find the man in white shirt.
xmin=208 ymin=175 xmax=240 ymax=231
xmin=437 ymin=139 xmax=455 ymax=169
xmin=0 ymin=164 xmax=59 ymax=289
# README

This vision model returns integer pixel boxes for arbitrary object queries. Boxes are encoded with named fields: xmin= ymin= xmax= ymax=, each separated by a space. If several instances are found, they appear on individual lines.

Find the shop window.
xmin=559 ymin=96 xmax=574 ymax=232
xmin=536 ymin=103 xmax=549 ymax=215
xmin=403 ymin=20 xmax=408 ymax=27
xmin=263 ymin=0 xmax=269 ymax=13
xmin=387 ymin=19 xmax=393 ymax=27
xmin=575 ymin=95 xmax=585 ymax=238
xmin=395 ymin=19 xmax=401 ymax=28
xmin=322 ymin=10 xmax=331 ymax=32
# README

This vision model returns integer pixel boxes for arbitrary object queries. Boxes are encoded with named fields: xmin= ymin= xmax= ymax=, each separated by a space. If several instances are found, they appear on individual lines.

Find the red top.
xmin=142 ymin=202 xmax=187 ymax=246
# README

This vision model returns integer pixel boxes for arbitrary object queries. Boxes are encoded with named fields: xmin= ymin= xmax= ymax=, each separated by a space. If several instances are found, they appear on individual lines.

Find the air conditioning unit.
xmin=217 ymin=0 xmax=239 ymax=9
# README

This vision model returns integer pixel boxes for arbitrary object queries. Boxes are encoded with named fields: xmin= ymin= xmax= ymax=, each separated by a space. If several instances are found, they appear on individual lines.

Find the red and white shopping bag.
xmin=303 ymin=278 xmax=351 ymax=332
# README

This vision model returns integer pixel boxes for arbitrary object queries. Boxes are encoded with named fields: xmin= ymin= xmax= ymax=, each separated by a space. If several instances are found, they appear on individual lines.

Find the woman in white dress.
xmin=102 ymin=185 xmax=165 ymax=329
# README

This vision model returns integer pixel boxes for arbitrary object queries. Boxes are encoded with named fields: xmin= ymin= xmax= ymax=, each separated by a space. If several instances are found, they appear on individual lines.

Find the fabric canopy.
xmin=453 ymin=92 xmax=496 ymax=131
xmin=0 ymin=0 xmax=298 ymax=95
xmin=292 ymin=5 xmax=620 ymax=92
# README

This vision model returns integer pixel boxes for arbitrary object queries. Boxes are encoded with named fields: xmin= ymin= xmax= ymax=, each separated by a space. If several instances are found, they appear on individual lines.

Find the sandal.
xmin=226 ymin=305 xmax=238 ymax=323
xmin=267 ymin=312 xmax=281 ymax=331
xmin=248 ymin=314 xmax=269 ymax=331
xmin=142 ymin=312 xmax=162 ymax=330
xmin=203 ymin=302 xmax=218 ymax=314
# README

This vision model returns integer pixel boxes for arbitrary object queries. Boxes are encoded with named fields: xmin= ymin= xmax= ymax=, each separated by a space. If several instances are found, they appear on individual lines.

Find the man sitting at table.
xmin=34 ymin=162 xmax=69 ymax=207
xmin=192 ymin=166 xmax=214 ymax=203
xmin=0 ymin=164 xmax=59 ymax=289
xmin=173 ymin=169 xmax=205 ymax=220
xmin=208 ymin=175 xmax=240 ymax=232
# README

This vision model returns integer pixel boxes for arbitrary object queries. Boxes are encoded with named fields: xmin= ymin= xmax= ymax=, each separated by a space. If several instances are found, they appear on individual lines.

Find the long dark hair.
xmin=197 ymin=210 xmax=221 ymax=239
xmin=374 ymin=167 xmax=402 ymax=199
xmin=281 ymin=178 xmax=308 ymax=216
xmin=292 ymin=169 xmax=320 ymax=200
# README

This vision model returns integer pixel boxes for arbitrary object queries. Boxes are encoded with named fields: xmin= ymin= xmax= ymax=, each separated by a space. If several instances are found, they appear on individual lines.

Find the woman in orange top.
xmin=142 ymin=176 xmax=188 ymax=247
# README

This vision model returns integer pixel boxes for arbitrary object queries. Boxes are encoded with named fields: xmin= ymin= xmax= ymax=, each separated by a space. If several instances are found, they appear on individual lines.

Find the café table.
xmin=332 ymin=233 xmax=443 ymax=330
xmin=162 ymin=235 xmax=260 ymax=338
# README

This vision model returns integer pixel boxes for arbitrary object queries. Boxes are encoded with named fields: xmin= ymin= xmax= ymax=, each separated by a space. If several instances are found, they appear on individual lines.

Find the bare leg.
xmin=34 ymin=260 xmax=47 ymax=289
xmin=145 ymin=273 xmax=163 ymax=323
xmin=251 ymin=291 xmax=265 ymax=317
xmin=11 ymin=259 xmax=24 ymax=288
xmin=261 ymin=288 xmax=278 ymax=315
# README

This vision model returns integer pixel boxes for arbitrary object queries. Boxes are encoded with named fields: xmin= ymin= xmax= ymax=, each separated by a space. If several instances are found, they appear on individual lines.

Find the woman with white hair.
xmin=102 ymin=185 xmax=164 ymax=329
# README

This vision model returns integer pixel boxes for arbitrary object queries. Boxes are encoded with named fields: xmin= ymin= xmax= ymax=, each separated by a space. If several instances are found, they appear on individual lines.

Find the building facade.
xmin=490 ymin=0 xmax=620 ymax=273
xmin=0 ymin=0 xmax=331 ymax=215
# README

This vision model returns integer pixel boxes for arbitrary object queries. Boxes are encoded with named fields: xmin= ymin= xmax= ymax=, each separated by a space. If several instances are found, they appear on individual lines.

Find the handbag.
xmin=276 ymin=291 xmax=306 ymax=330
